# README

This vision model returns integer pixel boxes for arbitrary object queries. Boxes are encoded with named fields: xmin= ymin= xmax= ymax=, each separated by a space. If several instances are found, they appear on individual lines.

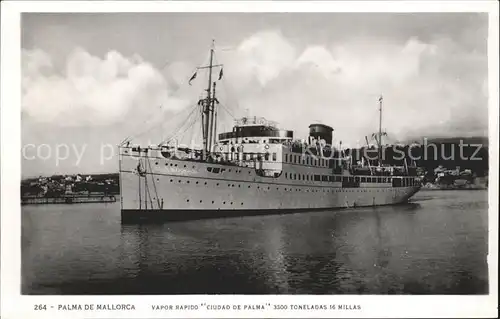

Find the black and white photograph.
xmin=1 ymin=1 xmax=499 ymax=318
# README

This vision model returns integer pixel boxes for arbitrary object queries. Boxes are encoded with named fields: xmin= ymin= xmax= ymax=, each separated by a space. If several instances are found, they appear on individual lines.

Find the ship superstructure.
xmin=119 ymin=43 xmax=421 ymax=223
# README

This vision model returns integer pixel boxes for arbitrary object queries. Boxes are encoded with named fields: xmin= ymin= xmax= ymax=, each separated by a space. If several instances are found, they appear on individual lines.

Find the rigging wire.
xmin=173 ymin=109 xmax=202 ymax=145
xmin=218 ymin=102 xmax=236 ymax=120
xmin=212 ymin=51 xmax=241 ymax=117
xmin=160 ymin=103 xmax=201 ymax=145
xmin=121 ymin=103 xmax=198 ymax=145
xmin=145 ymin=158 xmax=161 ymax=208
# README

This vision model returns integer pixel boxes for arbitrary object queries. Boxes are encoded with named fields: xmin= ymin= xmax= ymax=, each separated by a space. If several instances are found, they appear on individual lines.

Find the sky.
xmin=21 ymin=12 xmax=489 ymax=177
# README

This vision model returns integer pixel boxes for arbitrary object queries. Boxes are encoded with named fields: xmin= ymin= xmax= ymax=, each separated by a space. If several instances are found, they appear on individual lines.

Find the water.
xmin=21 ymin=190 xmax=489 ymax=294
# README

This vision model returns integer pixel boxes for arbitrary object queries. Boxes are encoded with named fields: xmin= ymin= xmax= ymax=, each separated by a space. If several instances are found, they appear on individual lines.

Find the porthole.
xmin=186 ymin=199 xmax=190 ymax=202
xmin=196 ymin=181 xmax=199 ymax=184
xmin=170 ymin=179 xmax=173 ymax=182
xmin=155 ymin=162 xmax=158 ymax=165
xmin=187 ymin=181 xmax=190 ymax=184
xmin=178 ymin=180 xmax=181 ymax=183
xmin=223 ymin=201 xmax=226 ymax=204
xmin=204 ymin=182 xmax=207 ymax=185
xmin=216 ymin=183 xmax=220 ymax=186
xmin=241 ymin=203 xmax=244 ymax=205
xmin=184 ymin=165 xmax=187 ymax=168
xmin=248 ymin=185 xmax=251 ymax=188
xmin=230 ymin=202 xmax=233 ymax=205
xmin=212 ymin=200 xmax=215 ymax=204
xmin=200 ymin=200 xmax=203 ymax=203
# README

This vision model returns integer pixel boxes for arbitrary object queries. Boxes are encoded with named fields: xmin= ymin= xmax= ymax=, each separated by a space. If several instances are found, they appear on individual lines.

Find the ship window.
xmin=298 ymin=174 xmax=301 ymax=180
xmin=303 ymin=174 xmax=305 ymax=180
xmin=213 ymin=168 xmax=220 ymax=174
xmin=361 ymin=177 xmax=366 ymax=182
xmin=314 ymin=175 xmax=320 ymax=181
xmin=285 ymin=172 xmax=288 ymax=178
xmin=285 ymin=154 xmax=288 ymax=162
xmin=207 ymin=167 xmax=212 ymax=172
xmin=272 ymin=153 xmax=277 ymax=161
xmin=321 ymin=175 xmax=328 ymax=182
xmin=265 ymin=153 xmax=270 ymax=161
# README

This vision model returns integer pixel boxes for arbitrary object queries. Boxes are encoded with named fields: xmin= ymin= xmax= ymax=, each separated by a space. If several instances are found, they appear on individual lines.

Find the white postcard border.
xmin=1 ymin=1 xmax=498 ymax=318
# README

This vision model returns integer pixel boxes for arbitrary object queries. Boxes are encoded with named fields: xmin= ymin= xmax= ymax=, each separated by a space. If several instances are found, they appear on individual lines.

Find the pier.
xmin=21 ymin=193 xmax=117 ymax=205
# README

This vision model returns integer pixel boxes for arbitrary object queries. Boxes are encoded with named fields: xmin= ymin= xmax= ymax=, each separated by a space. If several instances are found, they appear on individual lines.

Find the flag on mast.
xmin=218 ymin=68 xmax=223 ymax=80
xmin=188 ymin=71 xmax=197 ymax=85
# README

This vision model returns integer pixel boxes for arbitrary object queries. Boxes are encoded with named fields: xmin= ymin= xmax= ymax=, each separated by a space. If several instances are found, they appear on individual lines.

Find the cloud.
xmin=22 ymin=47 xmax=189 ymax=127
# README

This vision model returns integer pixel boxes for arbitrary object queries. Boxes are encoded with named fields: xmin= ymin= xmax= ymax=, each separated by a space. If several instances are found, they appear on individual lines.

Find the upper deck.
xmin=218 ymin=116 xmax=293 ymax=144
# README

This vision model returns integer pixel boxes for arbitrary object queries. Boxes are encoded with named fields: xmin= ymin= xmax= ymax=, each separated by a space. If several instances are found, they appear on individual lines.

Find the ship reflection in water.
xmin=22 ymin=190 xmax=488 ymax=295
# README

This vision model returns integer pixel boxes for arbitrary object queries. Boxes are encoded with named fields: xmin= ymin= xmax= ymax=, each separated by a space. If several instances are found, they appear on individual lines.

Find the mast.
xmin=211 ymin=81 xmax=218 ymax=149
xmin=378 ymin=95 xmax=383 ymax=166
xmin=202 ymin=41 xmax=215 ymax=159
xmin=195 ymin=40 xmax=222 ymax=160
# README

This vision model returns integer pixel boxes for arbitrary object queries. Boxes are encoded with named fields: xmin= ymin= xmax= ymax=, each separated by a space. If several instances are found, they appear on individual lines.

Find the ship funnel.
xmin=308 ymin=124 xmax=333 ymax=146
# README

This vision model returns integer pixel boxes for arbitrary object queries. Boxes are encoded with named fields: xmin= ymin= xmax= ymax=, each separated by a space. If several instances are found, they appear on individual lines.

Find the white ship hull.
xmin=119 ymin=149 xmax=421 ymax=223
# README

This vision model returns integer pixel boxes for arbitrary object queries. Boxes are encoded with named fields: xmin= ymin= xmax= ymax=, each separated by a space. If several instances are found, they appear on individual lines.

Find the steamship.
xmin=118 ymin=44 xmax=421 ymax=223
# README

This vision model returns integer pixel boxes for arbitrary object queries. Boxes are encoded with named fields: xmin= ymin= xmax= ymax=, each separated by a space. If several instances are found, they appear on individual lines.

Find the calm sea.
xmin=21 ymin=190 xmax=489 ymax=294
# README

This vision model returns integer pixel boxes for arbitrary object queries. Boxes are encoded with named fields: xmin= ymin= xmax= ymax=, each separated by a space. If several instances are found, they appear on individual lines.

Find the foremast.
xmin=197 ymin=40 xmax=222 ymax=160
